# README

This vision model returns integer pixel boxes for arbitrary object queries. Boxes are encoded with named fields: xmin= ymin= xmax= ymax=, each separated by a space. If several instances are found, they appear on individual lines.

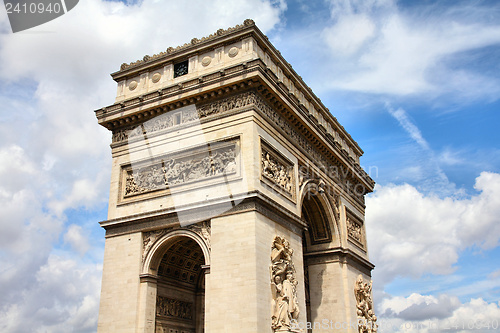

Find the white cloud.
xmin=366 ymin=172 xmax=500 ymax=288
xmin=1 ymin=1 xmax=498 ymax=332
xmin=64 ymin=224 xmax=90 ymax=255
xmin=0 ymin=1 xmax=287 ymax=332
xmin=378 ymin=293 xmax=500 ymax=333
xmin=0 ymin=254 xmax=102 ymax=333
xmin=0 ymin=145 xmax=37 ymax=193
xmin=380 ymin=293 xmax=461 ymax=320
xmin=307 ymin=0 xmax=500 ymax=101
xmin=323 ymin=13 xmax=376 ymax=56
xmin=386 ymin=106 xmax=429 ymax=150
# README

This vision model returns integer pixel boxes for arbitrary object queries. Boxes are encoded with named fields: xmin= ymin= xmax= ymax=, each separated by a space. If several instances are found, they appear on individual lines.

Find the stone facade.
xmin=96 ymin=20 xmax=376 ymax=333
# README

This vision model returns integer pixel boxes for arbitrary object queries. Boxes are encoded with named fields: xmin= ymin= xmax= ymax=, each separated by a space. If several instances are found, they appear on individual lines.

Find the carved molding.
xmin=112 ymin=91 xmax=256 ymax=144
xmin=113 ymin=18 xmax=366 ymax=168
xmin=271 ymin=236 xmax=300 ymax=332
xmin=261 ymin=140 xmax=295 ymax=200
xmin=112 ymin=105 xmax=198 ymax=143
xmin=112 ymin=90 xmax=369 ymax=205
xmin=142 ymin=221 xmax=211 ymax=266
xmin=103 ymin=192 xmax=306 ymax=238
xmin=121 ymin=138 xmax=238 ymax=199
xmin=354 ymin=275 xmax=377 ymax=333
xmin=156 ymin=296 xmax=193 ymax=321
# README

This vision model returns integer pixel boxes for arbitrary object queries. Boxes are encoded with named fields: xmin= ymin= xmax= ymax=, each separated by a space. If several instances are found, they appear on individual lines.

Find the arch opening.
xmin=302 ymin=192 xmax=332 ymax=245
xmin=301 ymin=192 xmax=334 ymax=332
xmin=154 ymin=236 xmax=206 ymax=333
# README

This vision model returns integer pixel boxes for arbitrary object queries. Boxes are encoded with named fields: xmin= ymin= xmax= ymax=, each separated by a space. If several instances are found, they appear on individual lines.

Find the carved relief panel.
xmin=261 ymin=140 xmax=295 ymax=202
xmin=156 ymin=296 xmax=193 ymax=320
xmin=346 ymin=209 xmax=366 ymax=250
xmin=155 ymin=295 xmax=195 ymax=333
xmin=119 ymin=137 xmax=239 ymax=203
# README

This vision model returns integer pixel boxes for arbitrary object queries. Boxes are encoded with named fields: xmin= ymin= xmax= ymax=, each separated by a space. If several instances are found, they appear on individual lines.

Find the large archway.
xmin=145 ymin=231 xmax=209 ymax=333
xmin=300 ymin=189 xmax=337 ymax=331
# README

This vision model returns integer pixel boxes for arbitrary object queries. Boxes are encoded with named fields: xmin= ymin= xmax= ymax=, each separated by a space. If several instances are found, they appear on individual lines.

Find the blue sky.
xmin=1 ymin=0 xmax=499 ymax=331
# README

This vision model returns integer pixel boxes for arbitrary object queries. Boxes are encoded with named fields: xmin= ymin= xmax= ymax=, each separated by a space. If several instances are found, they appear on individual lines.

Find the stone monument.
xmin=95 ymin=19 xmax=376 ymax=333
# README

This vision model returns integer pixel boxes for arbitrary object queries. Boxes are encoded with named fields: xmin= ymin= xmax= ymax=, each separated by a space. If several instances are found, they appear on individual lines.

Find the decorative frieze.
xmin=112 ymin=92 xmax=257 ymax=144
xmin=261 ymin=141 xmax=294 ymax=200
xmin=113 ymin=90 xmax=370 ymax=204
xmin=252 ymin=92 xmax=370 ymax=204
xmin=354 ymin=275 xmax=377 ymax=333
xmin=271 ymin=236 xmax=300 ymax=332
xmin=122 ymin=139 xmax=238 ymax=199
xmin=116 ymin=18 xmax=363 ymax=164
xmin=156 ymin=296 xmax=193 ymax=321
xmin=197 ymin=90 xmax=256 ymax=118
xmin=112 ymin=105 xmax=198 ymax=143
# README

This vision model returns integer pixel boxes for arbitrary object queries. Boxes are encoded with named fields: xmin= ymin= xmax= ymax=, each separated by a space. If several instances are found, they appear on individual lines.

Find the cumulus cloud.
xmin=323 ymin=13 xmax=376 ymax=56
xmin=0 ymin=254 xmax=102 ymax=333
xmin=64 ymin=224 xmax=90 ymax=255
xmin=378 ymin=294 xmax=500 ymax=333
xmin=281 ymin=0 xmax=500 ymax=102
xmin=0 ymin=1 xmax=287 ymax=332
xmin=380 ymin=293 xmax=461 ymax=320
xmin=366 ymin=172 xmax=500 ymax=288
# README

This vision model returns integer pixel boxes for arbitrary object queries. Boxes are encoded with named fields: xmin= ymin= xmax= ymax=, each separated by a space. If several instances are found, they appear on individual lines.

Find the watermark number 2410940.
xmin=4 ymin=0 xmax=79 ymax=33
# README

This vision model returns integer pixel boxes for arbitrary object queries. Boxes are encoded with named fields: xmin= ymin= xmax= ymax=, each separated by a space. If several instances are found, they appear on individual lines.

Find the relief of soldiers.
xmin=354 ymin=275 xmax=378 ymax=333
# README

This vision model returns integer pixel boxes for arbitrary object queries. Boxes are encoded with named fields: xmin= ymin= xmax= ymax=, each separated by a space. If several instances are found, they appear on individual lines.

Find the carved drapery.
xmin=354 ymin=275 xmax=377 ymax=333
xmin=261 ymin=142 xmax=294 ymax=199
xmin=123 ymin=139 xmax=237 ymax=198
xmin=270 ymin=236 xmax=300 ymax=332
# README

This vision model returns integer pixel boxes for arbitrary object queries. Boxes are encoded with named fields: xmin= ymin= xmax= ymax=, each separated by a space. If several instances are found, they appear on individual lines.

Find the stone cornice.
xmin=96 ymin=61 xmax=261 ymax=129
xmin=96 ymin=65 xmax=374 ymax=190
xmin=101 ymin=19 xmax=364 ymax=164
xmin=102 ymin=87 xmax=374 ymax=194
xmin=304 ymin=247 xmax=375 ymax=276
xmin=100 ymin=191 xmax=306 ymax=238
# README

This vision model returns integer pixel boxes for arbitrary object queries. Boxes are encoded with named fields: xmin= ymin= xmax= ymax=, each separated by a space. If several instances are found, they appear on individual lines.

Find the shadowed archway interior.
xmin=302 ymin=193 xmax=332 ymax=245
xmin=301 ymin=193 xmax=333 ymax=331
xmin=156 ymin=237 xmax=205 ymax=333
